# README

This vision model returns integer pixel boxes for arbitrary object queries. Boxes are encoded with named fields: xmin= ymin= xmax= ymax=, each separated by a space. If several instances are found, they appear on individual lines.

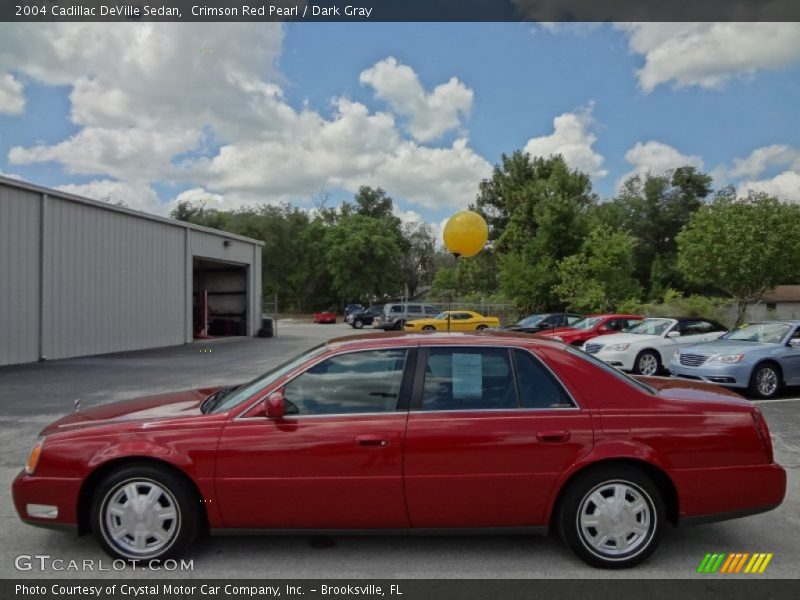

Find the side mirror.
xmin=788 ymin=339 xmax=800 ymax=348
xmin=265 ymin=390 xmax=286 ymax=419
xmin=598 ymin=325 xmax=612 ymax=333
xmin=667 ymin=331 xmax=681 ymax=338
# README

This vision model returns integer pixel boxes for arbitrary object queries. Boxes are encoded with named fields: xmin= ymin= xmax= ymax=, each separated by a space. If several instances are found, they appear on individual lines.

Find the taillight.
xmin=751 ymin=409 xmax=774 ymax=463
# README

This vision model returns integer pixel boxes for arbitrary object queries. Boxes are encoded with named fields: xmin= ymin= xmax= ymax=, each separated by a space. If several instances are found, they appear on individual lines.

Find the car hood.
xmin=677 ymin=340 xmax=774 ymax=356
xmin=589 ymin=332 xmax=659 ymax=346
xmin=41 ymin=387 xmax=224 ymax=435
xmin=637 ymin=376 xmax=751 ymax=407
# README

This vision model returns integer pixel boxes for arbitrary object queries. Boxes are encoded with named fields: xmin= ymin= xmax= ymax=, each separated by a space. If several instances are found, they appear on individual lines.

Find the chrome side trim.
xmin=211 ymin=526 xmax=549 ymax=537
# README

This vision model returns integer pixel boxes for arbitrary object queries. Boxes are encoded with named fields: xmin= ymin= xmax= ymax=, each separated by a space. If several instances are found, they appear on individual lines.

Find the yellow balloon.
xmin=443 ymin=210 xmax=488 ymax=257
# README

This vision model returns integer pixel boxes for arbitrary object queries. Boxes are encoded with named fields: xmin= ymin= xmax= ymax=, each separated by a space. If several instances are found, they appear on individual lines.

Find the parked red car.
xmin=537 ymin=314 xmax=644 ymax=346
xmin=13 ymin=332 xmax=785 ymax=568
xmin=313 ymin=311 xmax=336 ymax=324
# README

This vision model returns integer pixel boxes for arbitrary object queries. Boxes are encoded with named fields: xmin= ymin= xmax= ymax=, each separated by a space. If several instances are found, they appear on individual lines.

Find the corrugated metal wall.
xmin=0 ymin=178 xmax=263 ymax=366
xmin=0 ymin=185 xmax=41 ymax=365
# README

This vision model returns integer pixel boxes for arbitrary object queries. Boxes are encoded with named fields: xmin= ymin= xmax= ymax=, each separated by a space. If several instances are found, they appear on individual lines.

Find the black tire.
xmin=558 ymin=465 xmax=664 ymax=569
xmin=394 ymin=320 xmax=404 ymax=331
xmin=91 ymin=464 xmax=199 ymax=561
xmin=476 ymin=324 xmax=488 ymax=331
xmin=422 ymin=325 xmax=436 ymax=331
xmin=749 ymin=362 xmax=782 ymax=399
xmin=632 ymin=350 xmax=661 ymax=376
xmin=352 ymin=319 xmax=364 ymax=329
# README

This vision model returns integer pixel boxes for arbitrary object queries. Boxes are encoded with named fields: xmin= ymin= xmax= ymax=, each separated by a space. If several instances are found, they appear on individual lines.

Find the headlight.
xmin=25 ymin=437 xmax=45 ymax=475
xmin=708 ymin=353 xmax=745 ymax=364
xmin=607 ymin=343 xmax=630 ymax=351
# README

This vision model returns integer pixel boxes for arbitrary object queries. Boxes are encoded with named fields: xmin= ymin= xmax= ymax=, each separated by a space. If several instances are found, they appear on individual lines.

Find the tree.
xmin=553 ymin=225 xmax=642 ymax=312
xmin=677 ymin=191 xmax=800 ymax=325
xmin=472 ymin=153 xmax=595 ymax=311
xmin=324 ymin=214 xmax=404 ymax=303
xmin=595 ymin=167 xmax=712 ymax=298
xmin=400 ymin=222 xmax=436 ymax=299
xmin=353 ymin=186 xmax=396 ymax=220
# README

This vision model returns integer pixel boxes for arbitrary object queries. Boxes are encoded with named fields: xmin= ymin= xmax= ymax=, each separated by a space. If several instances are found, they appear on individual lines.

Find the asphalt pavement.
xmin=1 ymin=321 xmax=798 ymax=579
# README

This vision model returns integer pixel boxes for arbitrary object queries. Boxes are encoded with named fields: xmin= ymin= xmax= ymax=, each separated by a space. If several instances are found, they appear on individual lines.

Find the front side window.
xmin=420 ymin=348 xmax=516 ymax=411
xmin=283 ymin=349 xmax=407 ymax=415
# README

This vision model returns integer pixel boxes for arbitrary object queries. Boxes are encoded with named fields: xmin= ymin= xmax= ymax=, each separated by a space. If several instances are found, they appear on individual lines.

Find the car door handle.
xmin=536 ymin=430 xmax=571 ymax=443
xmin=355 ymin=435 xmax=389 ymax=447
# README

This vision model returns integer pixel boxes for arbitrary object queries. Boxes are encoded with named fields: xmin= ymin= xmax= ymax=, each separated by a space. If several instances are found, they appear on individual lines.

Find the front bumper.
xmin=13 ymin=470 xmax=81 ymax=531
xmin=668 ymin=360 xmax=752 ymax=387
xmin=593 ymin=349 xmax=636 ymax=371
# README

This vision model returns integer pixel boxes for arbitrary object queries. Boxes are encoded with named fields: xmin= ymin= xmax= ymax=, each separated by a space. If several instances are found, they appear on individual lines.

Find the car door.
xmin=448 ymin=312 xmax=471 ymax=331
xmin=403 ymin=346 xmax=593 ymax=527
xmin=215 ymin=347 xmax=416 ymax=529
xmin=658 ymin=320 xmax=724 ymax=363
xmin=778 ymin=326 xmax=800 ymax=384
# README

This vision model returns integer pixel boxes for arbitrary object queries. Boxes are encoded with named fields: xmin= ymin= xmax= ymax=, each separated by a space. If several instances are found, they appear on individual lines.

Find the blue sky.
xmin=1 ymin=22 xmax=799 ymax=230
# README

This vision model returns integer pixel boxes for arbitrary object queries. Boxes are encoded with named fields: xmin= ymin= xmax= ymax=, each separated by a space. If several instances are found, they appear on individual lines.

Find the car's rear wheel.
xmin=476 ymin=324 xmax=488 ymax=331
xmin=422 ymin=325 xmax=436 ymax=331
xmin=352 ymin=319 xmax=364 ymax=329
xmin=394 ymin=321 xmax=404 ymax=331
xmin=633 ymin=350 xmax=661 ymax=376
xmin=91 ymin=464 xmax=199 ymax=561
xmin=749 ymin=362 xmax=782 ymax=399
xmin=558 ymin=466 xmax=664 ymax=569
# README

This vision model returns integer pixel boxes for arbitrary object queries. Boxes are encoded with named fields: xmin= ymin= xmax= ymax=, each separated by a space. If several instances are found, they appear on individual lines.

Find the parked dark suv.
xmin=347 ymin=305 xmax=384 ymax=329
xmin=374 ymin=303 xmax=439 ymax=331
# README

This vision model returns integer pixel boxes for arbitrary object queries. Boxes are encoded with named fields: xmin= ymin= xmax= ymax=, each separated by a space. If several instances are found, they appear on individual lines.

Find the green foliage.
xmin=553 ymin=225 xmax=642 ymax=312
xmin=618 ymin=289 xmax=731 ymax=326
xmin=472 ymin=153 xmax=595 ymax=311
xmin=677 ymin=190 xmax=800 ymax=325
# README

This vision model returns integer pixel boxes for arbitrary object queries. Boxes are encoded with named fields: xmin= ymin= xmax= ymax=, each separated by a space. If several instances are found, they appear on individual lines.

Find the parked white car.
xmin=583 ymin=317 xmax=728 ymax=375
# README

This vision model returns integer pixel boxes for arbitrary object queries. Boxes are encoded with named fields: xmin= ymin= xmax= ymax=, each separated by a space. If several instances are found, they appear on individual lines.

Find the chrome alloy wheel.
xmin=637 ymin=353 xmax=659 ymax=376
xmin=577 ymin=481 xmax=655 ymax=559
xmin=101 ymin=478 xmax=180 ymax=558
xmin=756 ymin=366 xmax=779 ymax=397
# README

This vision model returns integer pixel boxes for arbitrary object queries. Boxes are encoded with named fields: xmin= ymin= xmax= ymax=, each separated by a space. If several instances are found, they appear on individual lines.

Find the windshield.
xmin=566 ymin=346 xmax=655 ymax=395
xmin=434 ymin=312 xmax=451 ymax=320
xmin=571 ymin=317 xmax=602 ymax=330
xmin=209 ymin=344 xmax=327 ymax=413
xmin=518 ymin=314 xmax=546 ymax=327
xmin=626 ymin=318 xmax=674 ymax=336
xmin=723 ymin=322 xmax=791 ymax=344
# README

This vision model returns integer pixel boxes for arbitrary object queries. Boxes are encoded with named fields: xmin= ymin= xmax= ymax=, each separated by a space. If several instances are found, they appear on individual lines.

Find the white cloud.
xmin=523 ymin=105 xmax=606 ymax=177
xmin=721 ymin=144 xmax=800 ymax=180
xmin=739 ymin=171 xmax=800 ymax=203
xmin=172 ymin=187 xmax=226 ymax=208
xmin=1 ymin=24 xmax=490 ymax=214
xmin=55 ymin=180 xmax=162 ymax=213
xmin=616 ymin=23 xmax=800 ymax=92
xmin=618 ymin=141 xmax=703 ymax=188
xmin=0 ymin=73 xmax=24 ymax=114
xmin=360 ymin=57 xmax=473 ymax=143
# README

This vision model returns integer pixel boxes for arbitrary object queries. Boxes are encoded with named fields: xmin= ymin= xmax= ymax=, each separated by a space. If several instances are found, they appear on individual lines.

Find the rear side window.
xmin=421 ymin=348 xmax=516 ymax=411
xmin=513 ymin=349 xmax=574 ymax=409
xmin=408 ymin=305 xmax=423 ymax=314
xmin=388 ymin=304 xmax=402 ymax=313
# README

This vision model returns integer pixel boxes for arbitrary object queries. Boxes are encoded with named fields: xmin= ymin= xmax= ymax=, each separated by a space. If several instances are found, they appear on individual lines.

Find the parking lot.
xmin=1 ymin=321 xmax=798 ymax=579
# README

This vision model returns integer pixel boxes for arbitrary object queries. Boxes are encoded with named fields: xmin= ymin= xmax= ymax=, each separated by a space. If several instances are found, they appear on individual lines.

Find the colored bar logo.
xmin=697 ymin=553 xmax=773 ymax=574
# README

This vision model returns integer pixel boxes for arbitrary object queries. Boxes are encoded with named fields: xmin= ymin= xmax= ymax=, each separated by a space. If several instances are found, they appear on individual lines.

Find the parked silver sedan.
xmin=668 ymin=321 xmax=800 ymax=399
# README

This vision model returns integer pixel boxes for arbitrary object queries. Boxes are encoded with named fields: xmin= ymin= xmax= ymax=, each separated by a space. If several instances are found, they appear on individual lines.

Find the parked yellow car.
xmin=404 ymin=310 xmax=501 ymax=332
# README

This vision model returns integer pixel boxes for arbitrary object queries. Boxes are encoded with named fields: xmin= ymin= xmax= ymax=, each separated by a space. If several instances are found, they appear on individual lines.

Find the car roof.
xmin=325 ymin=330 xmax=561 ymax=351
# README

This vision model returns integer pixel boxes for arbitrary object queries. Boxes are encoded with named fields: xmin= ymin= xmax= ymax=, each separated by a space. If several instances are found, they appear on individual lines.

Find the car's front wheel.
xmin=352 ymin=319 xmax=364 ymax=329
xmin=558 ymin=466 xmax=664 ymax=569
xmin=749 ymin=362 xmax=782 ymax=399
xmin=91 ymin=464 xmax=199 ymax=561
xmin=633 ymin=350 xmax=661 ymax=376
xmin=422 ymin=325 xmax=436 ymax=331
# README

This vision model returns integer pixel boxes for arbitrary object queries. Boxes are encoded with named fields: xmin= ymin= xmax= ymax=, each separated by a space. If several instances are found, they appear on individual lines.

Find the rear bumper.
xmin=673 ymin=463 xmax=786 ymax=523
xmin=13 ymin=470 xmax=81 ymax=530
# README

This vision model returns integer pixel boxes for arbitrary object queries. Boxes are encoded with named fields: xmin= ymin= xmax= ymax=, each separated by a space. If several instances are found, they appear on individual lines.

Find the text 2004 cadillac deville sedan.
xmin=13 ymin=332 xmax=785 ymax=569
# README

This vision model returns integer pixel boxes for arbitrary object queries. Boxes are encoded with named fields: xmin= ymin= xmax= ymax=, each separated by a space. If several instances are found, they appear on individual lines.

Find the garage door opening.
xmin=193 ymin=257 xmax=248 ymax=338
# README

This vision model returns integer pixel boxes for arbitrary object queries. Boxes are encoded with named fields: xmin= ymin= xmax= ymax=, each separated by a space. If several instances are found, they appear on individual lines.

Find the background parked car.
xmin=347 ymin=305 xmax=384 ymax=329
xmin=669 ymin=320 xmax=800 ymax=399
xmin=313 ymin=311 xmax=336 ymax=324
xmin=404 ymin=310 xmax=501 ymax=332
xmin=502 ymin=312 xmax=583 ymax=334
xmin=537 ymin=314 xmax=643 ymax=346
xmin=344 ymin=304 xmax=364 ymax=321
xmin=374 ymin=303 xmax=439 ymax=330
xmin=584 ymin=316 xmax=727 ymax=376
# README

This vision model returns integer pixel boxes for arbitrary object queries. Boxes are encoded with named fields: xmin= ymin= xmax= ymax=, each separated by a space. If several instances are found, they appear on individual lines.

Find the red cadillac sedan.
xmin=13 ymin=332 xmax=785 ymax=569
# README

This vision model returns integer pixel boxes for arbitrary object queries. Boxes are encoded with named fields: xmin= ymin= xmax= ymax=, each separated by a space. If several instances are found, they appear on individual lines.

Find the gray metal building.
xmin=0 ymin=176 xmax=264 ymax=367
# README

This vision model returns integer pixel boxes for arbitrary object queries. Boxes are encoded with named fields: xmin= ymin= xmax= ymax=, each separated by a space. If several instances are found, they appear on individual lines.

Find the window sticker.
xmin=452 ymin=353 xmax=482 ymax=399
